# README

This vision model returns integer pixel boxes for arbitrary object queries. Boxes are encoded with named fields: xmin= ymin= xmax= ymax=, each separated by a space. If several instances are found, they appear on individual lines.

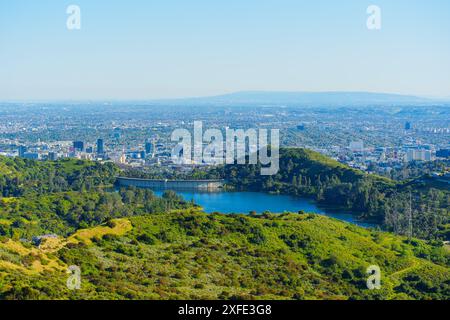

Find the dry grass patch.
xmin=67 ymin=218 xmax=132 ymax=245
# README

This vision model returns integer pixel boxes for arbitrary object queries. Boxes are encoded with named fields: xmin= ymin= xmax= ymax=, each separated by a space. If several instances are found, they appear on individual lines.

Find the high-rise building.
xmin=97 ymin=139 xmax=104 ymax=154
xmin=406 ymin=149 xmax=432 ymax=162
xmin=119 ymin=153 xmax=126 ymax=164
xmin=23 ymin=152 xmax=39 ymax=160
xmin=18 ymin=146 xmax=27 ymax=157
xmin=405 ymin=122 xmax=412 ymax=130
xmin=48 ymin=152 xmax=58 ymax=161
xmin=73 ymin=141 xmax=84 ymax=152
xmin=145 ymin=141 xmax=154 ymax=155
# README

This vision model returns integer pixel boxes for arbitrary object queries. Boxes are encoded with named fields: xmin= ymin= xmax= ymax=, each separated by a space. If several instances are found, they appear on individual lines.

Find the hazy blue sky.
xmin=1 ymin=0 xmax=450 ymax=100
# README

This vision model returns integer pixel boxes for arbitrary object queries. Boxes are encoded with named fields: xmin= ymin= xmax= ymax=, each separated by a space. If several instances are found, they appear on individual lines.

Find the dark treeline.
xmin=0 ymin=156 xmax=119 ymax=197
xmin=0 ymin=187 xmax=193 ymax=239
xmin=202 ymin=148 xmax=449 ymax=240
xmin=0 ymin=156 xmax=194 ymax=239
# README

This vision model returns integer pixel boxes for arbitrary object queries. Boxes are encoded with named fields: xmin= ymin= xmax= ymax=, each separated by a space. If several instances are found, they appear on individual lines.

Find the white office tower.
xmin=406 ymin=149 xmax=432 ymax=162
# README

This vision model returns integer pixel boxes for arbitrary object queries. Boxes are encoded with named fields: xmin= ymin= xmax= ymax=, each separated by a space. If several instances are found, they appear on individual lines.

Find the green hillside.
xmin=1 ymin=210 xmax=449 ymax=300
xmin=203 ymin=148 xmax=449 ymax=240
xmin=0 ymin=153 xmax=449 ymax=300
xmin=0 ymin=156 xmax=119 ymax=197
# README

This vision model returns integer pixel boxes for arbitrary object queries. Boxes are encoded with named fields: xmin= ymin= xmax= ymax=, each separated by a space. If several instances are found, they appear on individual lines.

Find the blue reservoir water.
xmin=153 ymin=190 xmax=375 ymax=228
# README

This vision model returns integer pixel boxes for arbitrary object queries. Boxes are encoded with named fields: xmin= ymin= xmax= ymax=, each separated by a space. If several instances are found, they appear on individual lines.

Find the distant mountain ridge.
xmin=153 ymin=91 xmax=444 ymax=107
xmin=3 ymin=91 xmax=448 ymax=107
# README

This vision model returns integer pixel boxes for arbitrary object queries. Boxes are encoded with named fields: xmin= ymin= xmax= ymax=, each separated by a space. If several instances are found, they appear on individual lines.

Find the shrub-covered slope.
xmin=1 ymin=210 xmax=448 ymax=300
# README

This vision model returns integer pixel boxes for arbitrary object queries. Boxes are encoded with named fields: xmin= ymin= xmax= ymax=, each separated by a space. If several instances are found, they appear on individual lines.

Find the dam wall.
xmin=116 ymin=177 xmax=225 ymax=191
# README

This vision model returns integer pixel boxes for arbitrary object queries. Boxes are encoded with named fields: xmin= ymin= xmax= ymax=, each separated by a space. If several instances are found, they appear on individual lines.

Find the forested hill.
xmin=0 ymin=156 xmax=118 ymax=196
xmin=1 ymin=210 xmax=449 ymax=300
xmin=5 ymin=149 xmax=444 ymax=241
xmin=0 ymin=155 xmax=449 ymax=300
xmin=0 ymin=156 xmax=192 ymax=238
xmin=202 ymin=148 xmax=449 ymax=240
